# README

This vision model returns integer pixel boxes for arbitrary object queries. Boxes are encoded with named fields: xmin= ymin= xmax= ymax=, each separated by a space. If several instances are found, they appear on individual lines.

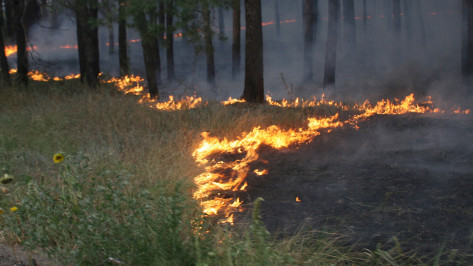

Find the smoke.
xmin=15 ymin=0 xmax=469 ymax=106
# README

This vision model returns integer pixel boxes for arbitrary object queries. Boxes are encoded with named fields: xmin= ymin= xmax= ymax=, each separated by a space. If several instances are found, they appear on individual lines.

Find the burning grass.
xmin=0 ymin=82 xmax=469 ymax=264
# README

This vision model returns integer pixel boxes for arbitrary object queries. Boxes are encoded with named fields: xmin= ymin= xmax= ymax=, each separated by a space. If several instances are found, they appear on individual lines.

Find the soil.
xmin=236 ymin=113 xmax=473 ymax=261
xmin=0 ymin=242 xmax=55 ymax=266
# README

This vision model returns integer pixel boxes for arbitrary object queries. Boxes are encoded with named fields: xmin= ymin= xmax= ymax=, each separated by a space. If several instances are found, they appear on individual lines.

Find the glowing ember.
xmin=192 ymin=94 xmax=447 ymax=224
xmin=107 ymin=75 xmax=144 ymax=95
xmin=296 ymin=197 xmax=301 ymax=202
xmin=222 ymin=97 xmax=246 ymax=105
xmin=139 ymin=95 xmax=204 ymax=111
xmin=5 ymin=45 xmax=17 ymax=57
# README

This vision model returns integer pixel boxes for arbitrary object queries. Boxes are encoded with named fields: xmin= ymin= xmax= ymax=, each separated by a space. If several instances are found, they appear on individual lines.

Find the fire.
xmin=138 ymin=95 xmax=204 ymax=111
xmin=296 ymin=197 xmax=301 ymax=202
xmin=5 ymin=45 xmax=16 ymax=57
xmin=107 ymin=75 xmax=144 ymax=95
xmin=192 ymin=94 xmax=450 ymax=224
xmin=222 ymin=97 xmax=246 ymax=105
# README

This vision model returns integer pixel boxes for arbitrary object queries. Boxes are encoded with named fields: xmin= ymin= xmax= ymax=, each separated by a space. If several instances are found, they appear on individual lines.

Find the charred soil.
xmin=237 ymin=114 xmax=473 ymax=261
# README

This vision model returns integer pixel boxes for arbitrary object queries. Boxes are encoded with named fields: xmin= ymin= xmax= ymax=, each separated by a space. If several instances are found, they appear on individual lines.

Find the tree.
xmin=303 ymin=0 xmax=314 ymax=82
xmin=217 ymin=2 xmax=225 ymax=39
xmin=118 ymin=0 xmax=129 ymax=76
xmin=166 ymin=0 xmax=176 ymax=81
xmin=131 ymin=2 xmax=161 ymax=98
xmin=0 ymin=9 xmax=10 ymax=84
xmin=13 ymin=0 xmax=28 ymax=85
xmin=462 ymin=0 xmax=473 ymax=87
xmin=232 ymin=0 xmax=241 ymax=79
xmin=392 ymin=0 xmax=401 ymax=64
xmin=342 ymin=0 xmax=355 ymax=48
xmin=323 ymin=0 xmax=339 ymax=90
xmin=202 ymin=2 xmax=216 ymax=86
xmin=74 ymin=0 xmax=100 ymax=88
xmin=241 ymin=0 xmax=264 ymax=103
xmin=274 ymin=0 xmax=280 ymax=36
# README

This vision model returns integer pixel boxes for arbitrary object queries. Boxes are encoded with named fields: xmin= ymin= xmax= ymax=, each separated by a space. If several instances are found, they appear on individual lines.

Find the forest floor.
xmin=0 ymin=241 xmax=55 ymax=266
xmin=236 ymin=113 xmax=473 ymax=262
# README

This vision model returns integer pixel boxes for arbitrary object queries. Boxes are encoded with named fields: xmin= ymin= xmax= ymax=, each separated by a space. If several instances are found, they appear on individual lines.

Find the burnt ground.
xmin=237 ymin=113 xmax=473 ymax=261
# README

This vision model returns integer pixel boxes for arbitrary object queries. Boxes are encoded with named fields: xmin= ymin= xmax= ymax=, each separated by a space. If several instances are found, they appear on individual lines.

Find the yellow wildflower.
xmin=0 ymin=209 xmax=3 ymax=215
xmin=10 ymin=206 xmax=18 ymax=212
xmin=53 ymin=153 xmax=64 ymax=163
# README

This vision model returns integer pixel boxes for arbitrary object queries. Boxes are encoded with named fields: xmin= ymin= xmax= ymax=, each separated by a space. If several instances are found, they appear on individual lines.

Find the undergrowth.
xmin=0 ymin=83 xmax=463 ymax=265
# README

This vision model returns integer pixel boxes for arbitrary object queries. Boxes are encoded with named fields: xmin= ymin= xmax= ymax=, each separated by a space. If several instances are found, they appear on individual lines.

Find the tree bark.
xmin=14 ymin=0 xmax=27 ymax=86
xmin=218 ymin=3 xmax=225 ymax=39
xmin=142 ymin=33 xmax=159 ymax=98
xmin=118 ymin=0 xmax=129 ymax=76
xmin=108 ymin=23 xmax=115 ymax=54
xmin=392 ymin=0 xmax=401 ymax=64
xmin=166 ymin=0 xmax=175 ymax=81
xmin=202 ymin=4 xmax=215 ymax=86
xmin=342 ymin=0 xmax=356 ymax=48
xmin=232 ymin=0 xmax=241 ymax=79
xmin=5 ymin=0 xmax=13 ymax=37
xmin=0 ymin=15 xmax=10 ymax=84
xmin=303 ymin=0 xmax=314 ymax=82
xmin=323 ymin=0 xmax=339 ymax=90
xmin=242 ymin=0 xmax=264 ymax=103
xmin=462 ymin=0 xmax=473 ymax=87
xmin=75 ymin=0 xmax=100 ymax=88
xmin=274 ymin=0 xmax=280 ymax=36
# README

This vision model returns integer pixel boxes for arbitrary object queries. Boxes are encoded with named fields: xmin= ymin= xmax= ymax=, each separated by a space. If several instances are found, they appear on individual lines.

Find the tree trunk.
xmin=108 ymin=23 xmax=115 ymax=54
xmin=166 ymin=0 xmax=175 ymax=81
xmin=342 ymin=0 xmax=356 ymax=48
xmin=202 ymin=5 xmax=215 ymax=86
xmin=274 ymin=0 xmax=280 ymax=36
xmin=403 ymin=0 xmax=413 ymax=46
xmin=150 ymin=8 xmax=161 ymax=85
xmin=14 ymin=0 xmax=27 ymax=86
xmin=414 ymin=0 xmax=427 ymax=49
xmin=392 ymin=0 xmax=401 ymax=64
xmin=142 ymin=34 xmax=159 ymax=98
xmin=323 ymin=0 xmax=339 ymax=90
xmin=218 ymin=3 xmax=225 ymax=39
xmin=313 ymin=0 xmax=319 ymax=43
xmin=384 ymin=0 xmax=392 ymax=30
xmin=76 ymin=15 xmax=86 ymax=82
xmin=462 ymin=0 xmax=473 ymax=87
xmin=0 ymin=17 xmax=10 ymax=84
xmin=5 ymin=0 xmax=13 ymax=37
xmin=303 ymin=0 xmax=314 ymax=82
xmin=118 ymin=0 xmax=129 ymax=76
xmin=363 ymin=0 xmax=367 ymax=33
xmin=242 ymin=0 xmax=264 ymax=103
xmin=232 ymin=0 xmax=241 ymax=79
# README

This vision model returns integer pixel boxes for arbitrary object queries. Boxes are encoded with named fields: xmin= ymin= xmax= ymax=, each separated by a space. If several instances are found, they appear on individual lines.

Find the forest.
xmin=0 ymin=0 xmax=472 ymax=265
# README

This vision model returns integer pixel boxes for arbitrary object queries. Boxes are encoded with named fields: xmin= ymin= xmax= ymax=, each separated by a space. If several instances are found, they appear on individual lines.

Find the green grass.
xmin=0 ymin=82 xmax=455 ymax=265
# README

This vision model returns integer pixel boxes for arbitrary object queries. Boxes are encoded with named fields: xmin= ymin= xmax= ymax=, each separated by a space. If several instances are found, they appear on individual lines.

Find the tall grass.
xmin=0 ymin=82 xmax=455 ymax=265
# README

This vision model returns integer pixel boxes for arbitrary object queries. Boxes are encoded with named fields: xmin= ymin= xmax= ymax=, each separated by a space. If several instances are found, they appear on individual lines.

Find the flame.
xmin=192 ymin=94 xmax=447 ymax=224
xmin=222 ymin=97 xmax=246 ymax=105
xmin=296 ymin=197 xmax=301 ymax=202
xmin=5 ymin=45 xmax=16 ymax=57
xmin=107 ymin=75 xmax=144 ymax=95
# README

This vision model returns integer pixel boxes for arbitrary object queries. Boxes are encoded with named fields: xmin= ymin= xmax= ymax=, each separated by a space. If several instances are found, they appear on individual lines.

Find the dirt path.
xmin=236 ymin=114 xmax=473 ymax=261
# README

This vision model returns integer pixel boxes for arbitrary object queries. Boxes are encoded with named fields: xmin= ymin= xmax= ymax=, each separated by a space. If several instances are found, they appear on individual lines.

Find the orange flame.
xmin=296 ymin=197 xmax=301 ymax=202
xmin=192 ymin=94 xmax=446 ymax=224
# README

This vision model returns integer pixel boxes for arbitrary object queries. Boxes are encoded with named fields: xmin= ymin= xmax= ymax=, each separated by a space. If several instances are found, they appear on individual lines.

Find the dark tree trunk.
xmin=108 ymin=23 xmax=115 ymax=54
xmin=363 ymin=0 xmax=367 ymax=32
xmin=232 ymin=0 xmax=241 ymax=79
xmin=303 ymin=0 xmax=314 ymax=82
xmin=274 ymin=0 xmax=280 ymax=36
xmin=149 ymin=8 xmax=161 ymax=85
xmin=242 ymin=0 xmax=264 ymax=103
xmin=218 ymin=4 xmax=225 ymax=39
xmin=0 ymin=16 xmax=10 ymax=84
xmin=158 ymin=2 xmax=165 ymax=28
xmin=342 ymin=0 xmax=356 ymax=48
xmin=5 ymin=0 xmax=13 ymax=37
xmin=392 ymin=0 xmax=401 ymax=64
xmin=166 ymin=0 xmax=175 ymax=81
xmin=118 ymin=0 xmax=129 ymax=76
xmin=14 ymin=0 xmax=27 ymax=86
xmin=323 ymin=0 xmax=339 ymax=90
xmin=462 ymin=0 xmax=473 ymax=87
xmin=403 ymin=0 xmax=413 ymax=46
xmin=414 ymin=0 xmax=427 ymax=49
xmin=313 ymin=0 xmax=319 ymax=43
xmin=76 ymin=15 xmax=86 ymax=82
xmin=142 ymin=34 xmax=159 ymax=98
xmin=202 ymin=5 xmax=215 ymax=86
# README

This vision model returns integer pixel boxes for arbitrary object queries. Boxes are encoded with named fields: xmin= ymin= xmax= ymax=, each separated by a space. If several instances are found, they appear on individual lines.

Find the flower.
xmin=0 ymin=209 xmax=3 ymax=215
xmin=53 ymin=153 xmax=64 ymax=163
xmin=10 ymin=206 xmax=18 ymax=212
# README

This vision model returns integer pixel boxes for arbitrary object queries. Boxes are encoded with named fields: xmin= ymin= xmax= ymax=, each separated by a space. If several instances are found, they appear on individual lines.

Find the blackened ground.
xmin=236 ymin=113 xmax=473 ymax=261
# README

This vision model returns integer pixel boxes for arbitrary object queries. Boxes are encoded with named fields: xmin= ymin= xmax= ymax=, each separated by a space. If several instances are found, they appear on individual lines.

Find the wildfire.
xmin=192 ymin=94 xmax=454 ymax=224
